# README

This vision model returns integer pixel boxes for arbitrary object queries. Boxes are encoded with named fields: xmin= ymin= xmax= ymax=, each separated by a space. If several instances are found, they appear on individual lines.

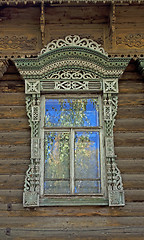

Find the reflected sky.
xmin=45 ymin=98 xmax=99 ymax=127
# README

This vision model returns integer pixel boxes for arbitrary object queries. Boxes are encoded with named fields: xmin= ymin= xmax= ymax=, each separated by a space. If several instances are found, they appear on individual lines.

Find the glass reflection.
xmin=74 ymin=131 xmax=101 ymax=194
xmin=44 ymin=132 xmax=70 ymax=194
xmin=45 ymin=98 xmax=99 ymax=127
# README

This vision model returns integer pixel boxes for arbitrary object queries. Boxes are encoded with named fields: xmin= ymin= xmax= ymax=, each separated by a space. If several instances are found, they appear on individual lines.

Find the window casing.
xmin=39 ymin=94 xmax=107 ymax=205
xmin=14 ymin=35 xmax=129 ymax=207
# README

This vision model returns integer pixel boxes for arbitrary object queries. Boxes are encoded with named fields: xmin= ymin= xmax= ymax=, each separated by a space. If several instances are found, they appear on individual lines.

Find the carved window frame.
xmin=14 ymin=35 xmax=130 ymax=207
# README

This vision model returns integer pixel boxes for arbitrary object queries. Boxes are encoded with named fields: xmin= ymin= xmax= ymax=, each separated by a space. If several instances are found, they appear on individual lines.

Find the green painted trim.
xmin=40 ymin=197 xmax=108 ymax=206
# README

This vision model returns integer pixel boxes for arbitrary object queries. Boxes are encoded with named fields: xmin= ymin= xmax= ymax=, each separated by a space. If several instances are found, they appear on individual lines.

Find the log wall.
xmin=0 ymin=3 xmax=144 ymax=239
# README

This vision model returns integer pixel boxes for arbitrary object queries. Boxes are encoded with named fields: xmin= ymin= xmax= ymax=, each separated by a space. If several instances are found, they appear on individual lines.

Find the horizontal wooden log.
xmin=122 ymin=174 xmax=144 ymax=190
xmin=114 ymin=119 xmax=144 ymax=132
xmin=0 ymin=175 xmax=25 ymax=190
xmin=0 ymin=93 xmax=25 ymax=106
xmin=114 ymin=132 xmax=144 ymax=147
xmin=0 ymin=146 xmax=30 ymax=159
xmin=0 ymin=227 xmax=144 ymax=240
xmin=0 ymin=119 xmax=29 ymax=131
xmin=0 ymin=215 xmax=144 ymax=229
xmin=0 ymin=80 xmax=24 ymax=93
xmin=115 ymin=146 xmax=144 ymax=159
xmin=0 ymin=160 xmax=30 ymax=174
xmin=117 ymin=160 xmax=144 ymax=174
xmin=125 ymin=190 xmax=144 ymax=202
xmin=0 ymin=132 xmax=30 ymax=145
xmin=118 ymin=94 xmax=144 ymax=106
xmin=0 ymin=190 xmax=23 ymax=204
xmin=0 ymin=106 xmax=27 ymax=119
xmin=116 ymin=106 xmax=144 ymax=119
xmin=119 ymin=80 xmax=144 ymax=94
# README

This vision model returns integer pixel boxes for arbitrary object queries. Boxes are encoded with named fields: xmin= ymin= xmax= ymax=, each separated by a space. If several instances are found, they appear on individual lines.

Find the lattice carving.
xmin=13 ymin=35 xmax=128 ymax=207
xmin=32 ymin=106 xmax=40 ymax=122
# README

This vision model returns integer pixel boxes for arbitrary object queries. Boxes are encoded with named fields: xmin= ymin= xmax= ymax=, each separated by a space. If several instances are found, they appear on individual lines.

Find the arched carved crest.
xmin=14 ymin=35 xmax=130 ymax=207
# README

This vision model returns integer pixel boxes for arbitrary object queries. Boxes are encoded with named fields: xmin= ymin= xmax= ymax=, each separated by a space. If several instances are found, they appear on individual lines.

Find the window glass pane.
xmin=44 ymin=132 xmax=70 ymax=194
xmin=75 ymin=180 xmax=101 ymax=194
xmin=74 ymin=131 xmax=101 ymax=193
xmin=45 ymin=98 xmax=99 ymax=127
xmin=44 ymin=181 xmax=70 ymax=194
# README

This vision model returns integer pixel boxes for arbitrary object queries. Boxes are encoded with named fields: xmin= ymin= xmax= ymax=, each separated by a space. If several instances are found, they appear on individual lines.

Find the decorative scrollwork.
xmin=40 ymin=35 xmax=108 ymax=56
xmin=45 ymin=70 xmax=100 ymax=80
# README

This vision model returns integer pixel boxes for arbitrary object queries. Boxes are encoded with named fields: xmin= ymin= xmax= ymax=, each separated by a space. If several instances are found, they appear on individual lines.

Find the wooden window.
xmin=14 ymin=35 xmax=128 ymax=207
xmin=39 ymin=95 xmax=107 ymax=205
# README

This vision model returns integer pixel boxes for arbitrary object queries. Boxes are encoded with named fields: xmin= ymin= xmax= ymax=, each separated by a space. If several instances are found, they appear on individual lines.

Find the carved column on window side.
xmin=103 ymin=91 xmax=124 ymax=206
xmin=23 ymin=81 xmax=41 ymax=207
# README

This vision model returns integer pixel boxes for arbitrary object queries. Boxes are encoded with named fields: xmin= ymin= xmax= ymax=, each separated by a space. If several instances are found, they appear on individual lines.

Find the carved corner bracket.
xmin=14 ymin=35 xmax=130 ymax=207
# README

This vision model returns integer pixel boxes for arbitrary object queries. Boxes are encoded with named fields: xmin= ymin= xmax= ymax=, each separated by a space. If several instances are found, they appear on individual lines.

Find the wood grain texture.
xmin=0 ymin=8 xmax=144 ymax=240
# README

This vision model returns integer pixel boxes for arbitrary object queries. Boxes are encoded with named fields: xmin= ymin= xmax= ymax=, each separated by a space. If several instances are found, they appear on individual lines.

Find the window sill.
xmin=39 ymin=196 xmax=108 ymax=206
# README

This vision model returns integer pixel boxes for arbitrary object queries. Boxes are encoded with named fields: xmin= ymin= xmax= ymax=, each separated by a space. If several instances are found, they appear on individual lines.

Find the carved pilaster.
xmin=104 ymin=93 xmax=124 ymax=206
xmin=23 ymin=90 xmax=40 ymax=207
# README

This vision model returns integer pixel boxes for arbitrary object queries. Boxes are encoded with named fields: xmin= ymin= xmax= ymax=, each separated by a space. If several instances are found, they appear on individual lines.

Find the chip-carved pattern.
xmin=18 ymin=60 xmax=125 ymax=79
xmin=40 ymin=35 xmax=108 ymax=56
xmin=14 ymin=35 xmax=127 ymax=207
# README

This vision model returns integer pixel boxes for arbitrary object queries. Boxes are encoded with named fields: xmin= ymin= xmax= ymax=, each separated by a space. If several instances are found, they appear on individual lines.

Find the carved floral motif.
xmin=116 ymin=34 xmax=144 ymax=48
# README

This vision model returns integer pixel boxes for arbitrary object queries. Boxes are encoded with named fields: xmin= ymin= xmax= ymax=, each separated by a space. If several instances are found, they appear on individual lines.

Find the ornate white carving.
xmin=46 ymin=70 xmax=99 ymax=80
xmin=104 ymin=105 xmax=112 ymax=121
xmin=55 ymin=81 xmax=88 ymax=90
xmin=41 ymin=80 xmax=102 ymax=92
xmin=31 ymin=138 xmax=40 ymax=158
xmin=103 ymin=79 xmax=118 ymax=93
xmin=105 ymin=137 xmax=114 ymax=157
xmin=25 ymin=80 xmax=40 ymax=94
xmin=40 ymin=35 xmax=108 ymax=56
xmin=32 ymin=106 xmax=40 ymax=122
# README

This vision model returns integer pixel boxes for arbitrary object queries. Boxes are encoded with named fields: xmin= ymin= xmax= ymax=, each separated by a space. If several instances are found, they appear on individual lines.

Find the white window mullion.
xmin=70 ymin=128 xmax=75 ymax=194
